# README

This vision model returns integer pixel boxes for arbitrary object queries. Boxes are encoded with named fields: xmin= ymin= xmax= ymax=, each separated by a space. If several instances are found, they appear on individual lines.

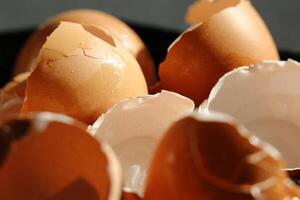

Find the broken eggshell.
xmin=0 ymin=112 xmax=122 ymax=200
xmin=13 ymin=9 xmax=156 ymax=87
xmin=0 ymin=91 xmax=23 ymax=123
xmin=144 ymin=112 xmax=300 ymax=200
xmin=0 ymin=72 xmax=29 ymax=123
xmin=21 ymin=22 xmax=148 ymax=124
xmin=186 ymin=0 xmax=240 ymax=24
xmin=159 ymin=0 xmax=279 ymax=105
xmin=3 ymin=72 xmax=29 ymax=98
xmin=204 ymin=59 xmax=300 ymax=168
xmin=88 ymin=90 xmax=194 ymax=196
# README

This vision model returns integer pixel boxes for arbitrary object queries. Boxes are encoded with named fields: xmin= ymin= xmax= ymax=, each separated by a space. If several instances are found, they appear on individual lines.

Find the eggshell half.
xmin=144 ymin=112 xmax=300 ymax=199
xmin=13 ymin=9 xmax=156 ymax=87
xmin=0 ymin=112 xmax=122 ymax=200
xmin=89 ymin=90 xmax=194 ymax=196
xmin=21 ymin=22 xmax=148 ymax=124
xmin=159 ymin=0 xmax=279 ymax=105
xmin=204 ymin=59 xmax=300 ymax=168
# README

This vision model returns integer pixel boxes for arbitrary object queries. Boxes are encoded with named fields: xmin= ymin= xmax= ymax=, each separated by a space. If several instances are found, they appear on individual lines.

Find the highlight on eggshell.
xmin=159 ymin=0 xmax=279 ymax=105
xmin=144 ymin=112 xmax=300 ymax=200
xmin=21 ymin=21 xmax=148 ymax=124
xmin=203 ymin=59 xmax=300 ymax=168
xmin=88 ymin=90 xmax=194 ymax=196
xmin=13 ymin=9 xmax=156 ymax=87
xmin=0 ymin=112 xmax=122 ymax=200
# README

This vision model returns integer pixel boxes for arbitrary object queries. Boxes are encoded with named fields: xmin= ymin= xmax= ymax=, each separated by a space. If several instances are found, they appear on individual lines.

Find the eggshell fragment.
xmin=186 ymin=0 xmax=240 ymax=24
xmin=159 ymin=0 xmax=279 ymax=105
xmin=47 ymin=178 xmax=99 ymax=200
xmin=14 ymin=9 xmax=156 ymax=87
xmin=3 ymin=72 xmax=29 ymax=98
xmin=0 ymin=90 xmax=23 ymax=123
xmin=0 ymin=112 xmax=122 ymax=200
xmin=89 ymin=90 xmax=194 ymax=196
xmin=21 ymin=22 xmax=148 ymax=124
xmin=205 ymin=59 xmax=300 ymax=168
xmin=144 ymin=112 xmax=300 ymax=200
xmin=0 ymin=72 xmax=29 ymax=122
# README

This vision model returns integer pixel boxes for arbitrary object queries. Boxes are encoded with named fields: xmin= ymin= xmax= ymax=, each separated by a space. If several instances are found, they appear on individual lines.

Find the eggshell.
xmin=0 ymin=91 xmax=23 ymax=123
xmin=144 ymin=112 xmax=300 ymax=200
xmin=204 ymin=59 xmax=300 ymax=168
xmin=89 ymin=90 xmax=194 ymax=196
xmin=159 ymin=0 xmax=279 ymax=105
xmin=0 ymin=112 xmax=122 ymax=200
xmin=47 ymin=179 xmax=100 ymax=200
xmin=13 ymin=9 xmax=156 ymax=87
xmin=122 ymin=191 xmax=141 ymax=200
xmin=3 ymin=72 xmax=29 ymax=98
xmin=0 ymin=72 xmax=29 ymax=122
xmin=21 ymin=22 xmax=148 ymax=124
xmin=186 ymin=0 xmax=240 ymax=24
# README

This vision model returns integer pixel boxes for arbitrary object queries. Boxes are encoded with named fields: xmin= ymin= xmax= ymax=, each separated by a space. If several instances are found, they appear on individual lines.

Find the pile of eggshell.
xmin=2 ymin=0 xmax=300 ymax=199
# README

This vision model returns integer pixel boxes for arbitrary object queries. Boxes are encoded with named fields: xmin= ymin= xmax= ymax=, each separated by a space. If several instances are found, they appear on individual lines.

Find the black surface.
xmin=0 ymin=23 xmax=299 ymax=88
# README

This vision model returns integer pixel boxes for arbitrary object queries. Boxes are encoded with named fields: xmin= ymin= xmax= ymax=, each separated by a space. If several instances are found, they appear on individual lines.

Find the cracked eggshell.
xmin=144 ymin=112 xmax=300 ymax=200
xmin=0 ymin=112 xmax=122 ymax=200
xmin=205 ymin=59 xmax=300 ymax=168
xmin=21 ymin=22 xmax=148 ymax=124
xmin=89 ymin=90 xmax=194 ymax=196
xmin=159 ymin=0 xmax=279 ymax=105
xmin=13 ymin=9 xmax=156 ymax=87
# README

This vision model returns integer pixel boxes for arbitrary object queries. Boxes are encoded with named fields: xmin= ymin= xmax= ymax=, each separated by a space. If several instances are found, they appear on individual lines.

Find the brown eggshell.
xmin=21 ymin=22 xmax=148 ymax=124
xmin=122 ymin=191 xmax=141 ymax=200
xmin=0 ymin=112 xmax=122 ymax=200
xmin=144 ymin=113 xmax=300 ymax=200
xmin=186 ymin=0 xmax=240 ymax=24
xmin=159 ymin=0 xmax=279 ymax=105
xmin=14 ymin=9 xmax=156 ymax=87
xmin=3 ymin=72 xmax=29 ymax=98
xmin=0 ymin=92 xmax=23 ymax=123
xmin=47 ymin=178 xmax=100 ymax=200
xmin=0 ymin=72 xmax=29 ymax=122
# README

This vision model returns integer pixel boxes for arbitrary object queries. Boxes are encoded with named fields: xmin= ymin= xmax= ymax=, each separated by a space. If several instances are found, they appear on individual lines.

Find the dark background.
xmin=0 ymin=0 xmax=299 ymax=52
